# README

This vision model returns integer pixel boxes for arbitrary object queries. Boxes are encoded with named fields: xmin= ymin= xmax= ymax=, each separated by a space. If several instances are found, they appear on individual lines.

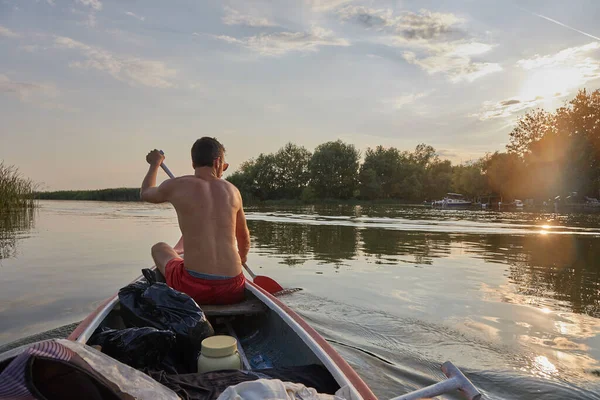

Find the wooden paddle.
xmin=157 ymin=153 xmax=285 ymax=295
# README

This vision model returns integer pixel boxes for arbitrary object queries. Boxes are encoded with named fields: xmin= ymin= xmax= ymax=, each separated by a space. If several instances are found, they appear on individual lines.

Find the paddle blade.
xmin=253 ymin=275 xmax=284 ymax=294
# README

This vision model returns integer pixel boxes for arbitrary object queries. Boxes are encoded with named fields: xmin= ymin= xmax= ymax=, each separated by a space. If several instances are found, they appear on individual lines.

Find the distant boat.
xmin=433 ymin=193 xmax=472 ymax=208
xmin=498 ymin=199 xmax=524 ymax=210
xmin=513 ymin=199 xmax=524 ymax=208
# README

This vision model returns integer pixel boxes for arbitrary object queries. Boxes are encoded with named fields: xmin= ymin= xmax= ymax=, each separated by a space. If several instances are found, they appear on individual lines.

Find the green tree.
xmin=424 ymin=159 xmax=453 ymax=200
xmin=226 ymin=159 xmax=258 ymax=202
xmin=452 ymin=161 xmax=487 ymax=199
xmin=358 ymin=146 xmax=402 ymax=199
xmin=309 ymin=140 xmax=360 ymax=199
xmin=273 ymin=143 xmax=312 ymax=199
xmin=506 ymin=89 xmax=600 ymax=199
xmin=507 ymin=109 xmax=555 ymax=158
xmin=482 ymin=152 xmax=525 ymax=200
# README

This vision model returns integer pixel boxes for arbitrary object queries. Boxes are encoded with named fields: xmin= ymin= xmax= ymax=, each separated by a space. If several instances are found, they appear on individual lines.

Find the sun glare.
xmin=519 ymin=67 xmax=584 ymax=100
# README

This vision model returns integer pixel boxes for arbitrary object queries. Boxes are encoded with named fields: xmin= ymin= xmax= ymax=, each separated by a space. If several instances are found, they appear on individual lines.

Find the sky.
xmin=1 ymin=0 xmax=600 ymax=190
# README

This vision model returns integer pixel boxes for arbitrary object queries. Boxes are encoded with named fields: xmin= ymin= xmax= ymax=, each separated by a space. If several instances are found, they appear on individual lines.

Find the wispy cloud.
xmin=518 ymin=42 xmax=600 ymax=98
xmin=76 ymin=0 xmax=102 ymax=11
xmin=222 ymin=6 xmax=275 ymax=27
xmin=305 ymin=0 xmax=353 ymax=12
xmin=54 ymin=36 xmax=177 ymax=88
xmin=473 ymin=97 xmax=545 ymax=120
xmin=389 ymin=91 xmax=431 ymax=110
xmin=0 ymin=74 xmax=57 ymax=101
xmin=0 ymin=73 xmax=76 ymax=111
xmin=214 ymin=27 xmax=350 ymax=56
xmin=517 ymin=42 xmax=600 ymax=70
xmin=73 ymin=0 xmax=102 ymax=28
xmin=125 ymin=11 xmax=145 ymax=22
xmin=337 ymin=6 xmax=463 ymax=41
xmin=403 ymin=42 xmax=501 ymax=83
xmin=71 ymin=7 xmax=97 ymax=27
xmin=0 ymin=25 xmax=20 ymax=38
xmin=335 ymin=6 xmax=499 ymax=83
xmin=474 ymin=41 xmax=600 ymax=120
xmin=46 ymin=0 xmax=56 ymax=5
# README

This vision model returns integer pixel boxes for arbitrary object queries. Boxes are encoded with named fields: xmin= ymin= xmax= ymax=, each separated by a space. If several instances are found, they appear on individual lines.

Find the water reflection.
xmin=248 ymin=220 xmax=358 ymax=265
xmin=0 ymin=209 xmax=35 ymax=260
xmin=249 ymin=219 xmax=600 ymax=319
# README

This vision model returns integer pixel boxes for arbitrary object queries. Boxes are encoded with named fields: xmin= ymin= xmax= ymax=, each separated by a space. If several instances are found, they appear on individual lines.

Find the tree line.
xmin=228 ymin=89 xmax=600 ymax=203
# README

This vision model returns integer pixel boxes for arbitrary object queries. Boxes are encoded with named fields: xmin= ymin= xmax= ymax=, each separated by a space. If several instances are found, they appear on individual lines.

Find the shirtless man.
xmin=140 ymin=137 xmax=250 ymax=305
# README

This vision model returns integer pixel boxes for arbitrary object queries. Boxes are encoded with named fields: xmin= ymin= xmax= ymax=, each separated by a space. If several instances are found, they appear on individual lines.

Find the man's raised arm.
xmin=140 ymin=149 xmax=170 ymax=204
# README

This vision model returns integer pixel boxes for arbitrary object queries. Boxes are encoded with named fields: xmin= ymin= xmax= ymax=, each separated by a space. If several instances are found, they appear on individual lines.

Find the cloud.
xmin=0 ymin=74 xmax=57 ymax=101
xmin=213 ymin=27 xmax=350 ymax=56
xmin=125 ymin=11 xmax=145 ymax=22
xmin=305 ymin=0 xmax=353 ymax=12
xmin=403 ymin=47 xmax=502 ymax=83
xmin=76 ymin=0 xmax=102 ymax=11
xmin=73 ymin=0 xmax=102 ymax=27
xmin=0 ymin=74 xmax=75 ymax=111
xmin=222 ymin=6 xmax=275 ymax=27
xmin=20 ymin=45 xmax=40 ymax=52
xmin=473 ymin=42 xmax=600 ymax=121
xmin=515 ymin=43 xmax=600 ymax=97
xmin=390 ymin=91 xmax=431 ymax=109
xmin=54 ymin=36 xmax=177 ymax=88
xmin=0 ymin=25 xmax=19 ymax=38
xmin=71 ymin=7 xmax=98 ymax=27
xmin=46 ymin=0 xmax=56 ymax=5
xmin=517 ymin=42 xmax=600 ymax=71
xmin=472 ymin=97 xmax=544 ymax=120
xmin=336 ymin=6 xmax=500 ymax=83
xmin=337 ymin=6 xmax=463 ymax=40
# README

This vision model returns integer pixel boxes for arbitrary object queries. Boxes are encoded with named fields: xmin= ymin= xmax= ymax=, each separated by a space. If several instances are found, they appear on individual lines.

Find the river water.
xmin=1 ymin=200 xmax=599 ymax=399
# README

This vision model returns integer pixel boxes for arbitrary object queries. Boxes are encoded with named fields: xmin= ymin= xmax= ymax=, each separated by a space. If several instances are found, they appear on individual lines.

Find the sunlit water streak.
xmin=1 ymin=201 xmax=600 ymax=399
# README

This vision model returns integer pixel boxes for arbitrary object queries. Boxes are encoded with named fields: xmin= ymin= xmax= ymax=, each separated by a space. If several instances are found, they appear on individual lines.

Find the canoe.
xmin=0 ymin=269 xmax=480 ymax=400
xmin=66 ymin=269 xmax=378 ymax=399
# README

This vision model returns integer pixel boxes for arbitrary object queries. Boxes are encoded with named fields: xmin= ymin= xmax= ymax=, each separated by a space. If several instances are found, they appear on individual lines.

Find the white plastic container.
xmin=197 ymin=335 xmax=242 ymax=373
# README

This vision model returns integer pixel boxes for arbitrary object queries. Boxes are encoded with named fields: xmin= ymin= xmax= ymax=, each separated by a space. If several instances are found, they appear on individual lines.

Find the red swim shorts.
xmin=164 ymin=258 xmax=246 ymax=305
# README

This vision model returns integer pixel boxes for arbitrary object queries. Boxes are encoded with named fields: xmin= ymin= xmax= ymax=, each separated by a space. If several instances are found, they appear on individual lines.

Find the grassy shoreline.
xmin=35 ymin=188 xmax=429 ymax=206
xmin=0 ymin=162 xmax=37 ymax=211
xmin=35 ymin=188 xmax=141 ymax=202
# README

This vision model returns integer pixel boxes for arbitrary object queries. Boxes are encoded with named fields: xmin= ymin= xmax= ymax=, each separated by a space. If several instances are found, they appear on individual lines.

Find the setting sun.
xmin=519 ymin=67 xmax=585 ymax=100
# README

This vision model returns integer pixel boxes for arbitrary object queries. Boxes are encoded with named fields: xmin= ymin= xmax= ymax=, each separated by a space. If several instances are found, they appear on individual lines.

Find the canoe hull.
xmin=68 ymin=273 xmax=376 ymax=400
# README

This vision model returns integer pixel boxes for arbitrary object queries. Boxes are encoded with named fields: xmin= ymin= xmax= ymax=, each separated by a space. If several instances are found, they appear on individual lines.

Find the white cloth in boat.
xmin=216 ymin=378 xmax=356 ymax=400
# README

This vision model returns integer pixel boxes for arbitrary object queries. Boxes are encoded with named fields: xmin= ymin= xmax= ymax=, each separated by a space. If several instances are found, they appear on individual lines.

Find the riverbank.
xmin=35 ymin=188 xmax=140 ymax=202
xmin=35 ymin=188 xmax=428 ymax=206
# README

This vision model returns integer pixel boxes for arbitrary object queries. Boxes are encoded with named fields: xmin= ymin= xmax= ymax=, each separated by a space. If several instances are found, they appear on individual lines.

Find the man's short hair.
xmin=191 ymin=137 xmax=225 ymax=168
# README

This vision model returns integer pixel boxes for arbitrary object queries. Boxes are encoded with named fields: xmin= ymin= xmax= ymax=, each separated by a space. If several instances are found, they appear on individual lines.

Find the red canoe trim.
xmin=247 ymin=281 xmax=377 ymax=400
xmin=67 ymin=294 xmax=116 ymax=341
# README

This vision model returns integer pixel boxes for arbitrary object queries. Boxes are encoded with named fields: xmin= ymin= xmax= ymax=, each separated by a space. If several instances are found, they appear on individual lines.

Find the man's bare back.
xmin=168 ymin=175 xmax=247 ymax=276
xmin=140 ymin=140 xmax=250 ymax=282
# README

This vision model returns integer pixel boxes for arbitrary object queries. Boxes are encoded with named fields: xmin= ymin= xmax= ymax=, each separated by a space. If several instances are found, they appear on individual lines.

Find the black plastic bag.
xmin=89 ymin=327 xmax=176 ymax=370
xmin=118 ymin=269 xmax=214 ymax=371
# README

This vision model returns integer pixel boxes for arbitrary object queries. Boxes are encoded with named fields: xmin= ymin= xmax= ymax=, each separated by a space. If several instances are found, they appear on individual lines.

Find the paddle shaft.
xmin=390 ymin=362 xmax=481 ymax=400
xmin=242 ymin=263 xmax=257 ymax=279
xmin=158 ymin=151 xmax=175 ymax=179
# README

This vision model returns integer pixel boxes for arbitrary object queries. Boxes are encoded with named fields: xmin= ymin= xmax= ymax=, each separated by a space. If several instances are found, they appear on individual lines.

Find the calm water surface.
xmin=1 ymin=200 xmax=600 ymax=399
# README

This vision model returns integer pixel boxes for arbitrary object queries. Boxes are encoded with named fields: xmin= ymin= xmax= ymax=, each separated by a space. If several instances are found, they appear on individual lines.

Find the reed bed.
xmin=0 ymin=162 xmax=37 ymax=211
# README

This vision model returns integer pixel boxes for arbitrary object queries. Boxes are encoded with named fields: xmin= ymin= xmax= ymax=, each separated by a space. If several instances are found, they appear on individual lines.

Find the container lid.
xmin=201 ymin=335 xmax=238 ymax=358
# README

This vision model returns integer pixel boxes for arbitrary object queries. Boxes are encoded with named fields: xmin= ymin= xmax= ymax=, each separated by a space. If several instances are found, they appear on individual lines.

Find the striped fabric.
xmin=0 ymin=340 xmax=74 ymax=400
